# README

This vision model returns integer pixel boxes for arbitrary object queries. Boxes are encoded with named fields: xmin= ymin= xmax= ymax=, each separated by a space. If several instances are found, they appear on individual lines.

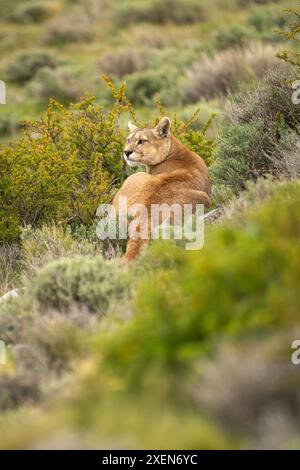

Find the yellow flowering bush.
xmin=0 ymin=79 xmax=215 ymax=243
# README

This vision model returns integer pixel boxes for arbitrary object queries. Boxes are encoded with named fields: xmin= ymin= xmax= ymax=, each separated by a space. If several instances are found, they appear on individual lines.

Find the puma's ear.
xmin=154 ymin=117 xmax=171 ymax=137
xmin=128 ymin=121 xmax=138 ymax=132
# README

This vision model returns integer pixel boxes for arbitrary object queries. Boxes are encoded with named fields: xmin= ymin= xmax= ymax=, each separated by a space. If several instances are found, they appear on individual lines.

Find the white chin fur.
xmin=123 ymin=153 xmax=140 ymax=167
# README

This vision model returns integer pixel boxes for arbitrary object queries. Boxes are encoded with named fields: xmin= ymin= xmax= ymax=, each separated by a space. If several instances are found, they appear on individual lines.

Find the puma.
xmin=112 ymin=117 xmax=211 ymax=261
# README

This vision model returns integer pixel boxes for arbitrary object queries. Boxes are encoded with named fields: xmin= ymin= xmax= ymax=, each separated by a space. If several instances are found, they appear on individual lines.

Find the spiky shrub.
xmin=0 ymin=78 xmax=215 ymax=243
xmin=210 ymin=67 xmax=300 ymax=192
xmin=0 ymin=155 xmax=20 ymax=243
xmin=277 ymin=9 xmax=300 ymax=68
xmin=33 ymin=255 xmax=129 ymax=313
xmin=0 ymin=83 xmax=130 ymax=242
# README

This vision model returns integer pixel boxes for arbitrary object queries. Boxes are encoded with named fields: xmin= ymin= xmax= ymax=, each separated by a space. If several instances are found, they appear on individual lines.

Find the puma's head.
xmin=123 ymin=117 xmax=172 ymax=167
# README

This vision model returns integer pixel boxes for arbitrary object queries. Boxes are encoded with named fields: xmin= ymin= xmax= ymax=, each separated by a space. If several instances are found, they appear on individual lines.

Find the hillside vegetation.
xmin=0 ymin=0 xmax=300 ymax=449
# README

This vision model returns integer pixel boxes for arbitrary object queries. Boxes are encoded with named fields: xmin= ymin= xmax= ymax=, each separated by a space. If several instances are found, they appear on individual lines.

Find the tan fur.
xmin=113 ymin=117 xmax=211 ymax=261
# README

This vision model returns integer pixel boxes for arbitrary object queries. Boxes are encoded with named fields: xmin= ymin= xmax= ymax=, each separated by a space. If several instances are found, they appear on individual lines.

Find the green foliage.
xmin=1 ymin=0 xmax=298 ymax=449
xmin=211 ymin=120 xmax=266 ymax=191
xmin=0 ymin=294 xmax=94 ymax=410
xmin=277 ymin=9 xmax=300 ymax=68
xmin=0 ymin=155 xmax=20 ymax=243
xmin=0 ymin=223 xmax=98 ymax=296
xmin=98 ymin=49 xmax=149 ymax=79
xmin=43 ymin=7 xmax=92 ymax=46
xmin=237 ymin=0 xmax=280 ymax=6
xmin=33 ymin=255 xmax=129 ymax=313
xmin=125 ymin=67 xmax=179 ymax=107
xmin=1 ymin=180 xmax=300 ymax=446
xmin=20 ymin=224 xmax=98 ymax=277
xmin=27 ymin=67 xmax=83 ymax=104
xmin=7 ymin=1 xmax=50 ymax=24
xmin=0 ymin=83 xmax=131 ymax=242
xmin=0 ymin=112 xmax=21 ymax=137
xmin=132 ymin=98 xmax=216 ymax=166
xmin=5 ymin=51 xmax=58 ymax=84
xmin=214 ymin=25 xmax=250 ymax=50
xmin=0 ymin=372 xmax=40 ymax=411
xmin=211 ymin=67 xmax=300 ymax=192
xmin=248 ymin=6 xmax=286 ymax=37
xmin=177 ymin=113 xmax=216 ymax=166
xmin=0 ymin=77 xmax=216 ymax=243
xmin=113 ymin=0 xmax=206 ymax=26
xmin=99 ymin=181 xmax=300 ymax=389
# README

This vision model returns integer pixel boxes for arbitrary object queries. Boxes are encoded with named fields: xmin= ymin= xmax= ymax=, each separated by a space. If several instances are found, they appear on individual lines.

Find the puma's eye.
xmin=138 ymin=139 xmax=147 ymax=145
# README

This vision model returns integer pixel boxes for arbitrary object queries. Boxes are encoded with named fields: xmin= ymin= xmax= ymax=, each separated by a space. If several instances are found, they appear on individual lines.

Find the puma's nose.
xmin=124 ymin=150 xmax=133 ymax=158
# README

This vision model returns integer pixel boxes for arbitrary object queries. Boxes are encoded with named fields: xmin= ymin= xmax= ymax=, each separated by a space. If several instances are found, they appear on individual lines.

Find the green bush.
xmin=0 ymin=372 xmax=40 ymax=411
xmin=0 ymin=84 xmax=130 ymax=243
xmin=237 ymin=0 xmax=279 ymax=6
xmin=0 ymin=293 xmax=95 ymax=410
xmin=214 ymin=25 xmax=250 ymax=50
xmin=1 ymin=223 xmax=98 ymax=295
xmin=211 ymin=120 xmax=266 ymax=191
xmin=125 ymin=67 xmax=180 ymax=106
xmin=0 ymin=156 xmax=20 ymax=243
xmin=277 ymin=8 xmax=300 ymax=68
xmin=149 ymin=46 xmax=201 ymax=73
xmin=33 ymin=256 xmax=129 ymax=313
xmin=27 ymin=67 xmax=83 ymax=104
xmin=113 ymin=0 xmax=206 ymax=26
xmin=248 ymin=7 xmax=286 ymax=35
xmin=43 ymin=12 xmax=92 ymax=45
xmin=0 ymin=113 xmax=21 ymax=137
xmin=0 ymin=79 xmax=215 ymax=243
xmin=1 ymin=180 xmax=300 ymax=448
xmin=7 ymin=1 xmax=50 ymax=24
xmin=210 ymin=67 xmax=300 ymax=192
xmin=98 ymin=49 xmax=149 ymax=79
xmin=5 ymin=51 xmax=57 ymax=84
xmin=99 ymin=181 xmax=300 ymax=388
